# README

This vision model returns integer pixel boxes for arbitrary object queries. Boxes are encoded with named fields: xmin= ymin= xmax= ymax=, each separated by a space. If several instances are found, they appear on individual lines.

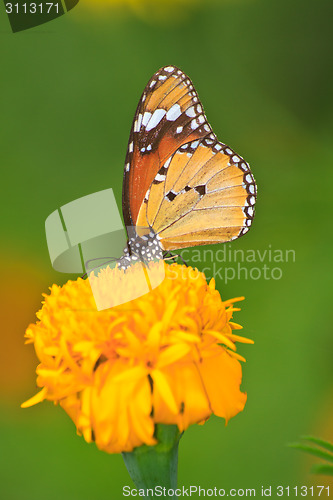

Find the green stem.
xmin=122 ymin=424 xmax=181 ymax=498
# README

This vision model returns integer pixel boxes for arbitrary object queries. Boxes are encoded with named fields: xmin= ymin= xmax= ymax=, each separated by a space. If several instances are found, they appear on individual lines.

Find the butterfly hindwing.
xmin=136 ymin=137 xmax=257 ymax=250
xmin=122 ymin=66 xmax=213 ymax=227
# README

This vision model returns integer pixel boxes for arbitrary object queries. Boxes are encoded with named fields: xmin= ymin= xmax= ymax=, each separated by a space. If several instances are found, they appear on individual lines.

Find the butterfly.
xmin=119 ymin=65 xmax=256 ymax=269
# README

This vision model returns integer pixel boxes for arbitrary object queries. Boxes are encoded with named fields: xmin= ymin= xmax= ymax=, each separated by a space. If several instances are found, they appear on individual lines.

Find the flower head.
xmin=22 ymin=262 xmax=253 ymax=453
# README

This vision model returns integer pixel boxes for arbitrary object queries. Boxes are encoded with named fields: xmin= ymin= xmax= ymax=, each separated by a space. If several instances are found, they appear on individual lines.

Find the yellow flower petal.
xmin=229 ymin=321 xmax=243 ymax=330
xmin=228 ymin=351 xmax=246 ymax=362
xmin=228 ymin=334 xmax=254 ymax=344
xmin=199 ymin=350 xmax=247 ymax=423
xmin=203 ymin=330 xmax=237 ymax=351
xmin=151 ymin=369 xmax=178 ymax=414
xmin=21 ymin=387 xmax=47 ymax=408
xmin=157 ymin=343 xmax=191 ymax=368
xmin=153 ymin=362 xmax=211 ymax=432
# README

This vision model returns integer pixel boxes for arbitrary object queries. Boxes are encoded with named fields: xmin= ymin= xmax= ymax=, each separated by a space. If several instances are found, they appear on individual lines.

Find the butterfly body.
xmin=119 ymin=66 xmax=256 ymax=269
xmin=117 ymin=231 xmax=163 ymax=271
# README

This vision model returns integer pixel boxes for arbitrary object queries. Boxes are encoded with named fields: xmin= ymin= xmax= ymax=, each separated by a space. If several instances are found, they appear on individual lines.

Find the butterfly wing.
xmin=136 ymin=137 xmax=257 ymax=250
xmin=122 ymin=65 xmax=213 ymax=227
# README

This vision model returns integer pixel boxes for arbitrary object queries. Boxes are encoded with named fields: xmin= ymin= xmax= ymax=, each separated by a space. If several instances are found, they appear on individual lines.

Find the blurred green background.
xmin=1 ymin=0 xmax=333 ymax=498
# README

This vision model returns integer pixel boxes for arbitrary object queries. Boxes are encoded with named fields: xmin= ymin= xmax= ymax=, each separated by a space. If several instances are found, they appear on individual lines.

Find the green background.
xmin=1 ymin=0 xmax=333 ymax=498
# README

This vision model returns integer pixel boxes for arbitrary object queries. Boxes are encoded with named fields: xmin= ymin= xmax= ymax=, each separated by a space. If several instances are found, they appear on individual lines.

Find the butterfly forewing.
xmin=122 ymin=65 xmax=213 ymax=227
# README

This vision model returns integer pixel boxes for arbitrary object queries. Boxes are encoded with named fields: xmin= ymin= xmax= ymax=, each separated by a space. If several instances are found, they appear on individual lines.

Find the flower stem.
xmin=122 ymin=424 xmax=181 ymax=498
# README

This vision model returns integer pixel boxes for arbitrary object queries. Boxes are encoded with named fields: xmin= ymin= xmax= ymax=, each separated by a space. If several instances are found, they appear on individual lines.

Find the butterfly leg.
xmin=163 ymin=251 xmax=189 ymax=267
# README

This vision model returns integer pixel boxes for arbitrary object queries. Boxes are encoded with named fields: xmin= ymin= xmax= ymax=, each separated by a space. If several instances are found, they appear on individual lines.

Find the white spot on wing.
xmin=146 ymin=109 xmax=166 ymax=132
xmin=164 ymin=157 xmax=172 ymax=169
xmin=185 ymin=106 xmax=196 ymax=118
xmin=137 ymin=113 xmax=143 ymax=131
xmin=166 ymin=103 xmax=182 ymax=121
xmin=155 ymin=173 xmax=166 ymax=182
xmin=176 ymin=126 xmax=183 ymax=134
xmin=164 ymin=66 xmax=174 ymax=72
xmin=142 ymin=112 xmax=152 ymax=127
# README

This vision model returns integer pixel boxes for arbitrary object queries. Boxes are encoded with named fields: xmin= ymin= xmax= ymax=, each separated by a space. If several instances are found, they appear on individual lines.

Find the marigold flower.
xmin=22 ymin=262 xmax=253 ymax=454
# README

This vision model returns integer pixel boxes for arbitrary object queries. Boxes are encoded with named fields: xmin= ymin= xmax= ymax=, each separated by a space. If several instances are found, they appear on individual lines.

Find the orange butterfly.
xmin=119 ymin=65 xmax=256 ymax=268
